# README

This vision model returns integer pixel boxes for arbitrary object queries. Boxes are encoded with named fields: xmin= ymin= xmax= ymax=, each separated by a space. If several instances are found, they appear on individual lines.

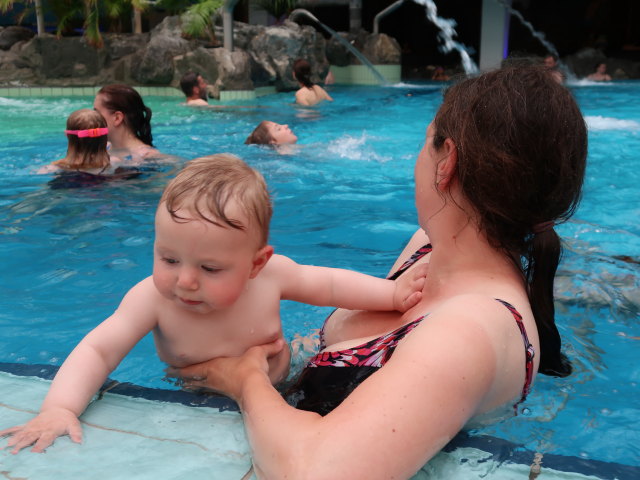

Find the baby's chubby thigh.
xmin=267 ymin=335 xmax=291 ymax=386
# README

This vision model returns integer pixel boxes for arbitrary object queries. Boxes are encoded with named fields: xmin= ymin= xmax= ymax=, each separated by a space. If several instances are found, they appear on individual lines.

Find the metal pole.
xmin=349 ymin=0 xmax=361 ymax=33
xmin=223 ymin=0 xmax=240 ymax=51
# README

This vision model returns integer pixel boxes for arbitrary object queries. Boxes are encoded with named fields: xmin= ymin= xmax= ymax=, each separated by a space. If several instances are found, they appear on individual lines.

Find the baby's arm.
xmin=274 ymin=255 xmax=426 ymax=312
xmin=0 ymin=277 xmax=159 ymax=453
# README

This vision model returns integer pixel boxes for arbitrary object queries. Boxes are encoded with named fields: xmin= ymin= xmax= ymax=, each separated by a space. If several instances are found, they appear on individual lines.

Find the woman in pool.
xmin=293 ymin=59 xmax=333 ymax=107
xmin=178 ymin=64 xmax=587 ymax=478
xmin=93 ymin=84 xmax=160 ymax=161
xmin=245 ymin=121 xmax=298 ymax=145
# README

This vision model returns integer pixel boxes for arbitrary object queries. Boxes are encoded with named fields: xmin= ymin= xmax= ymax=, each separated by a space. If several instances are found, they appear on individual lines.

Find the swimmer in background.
xmin=38 ymin=109 xmax=121 ymax=175
xmin=293 ymin=59 xmax=333 ymax=106
xmin=431 ymin=66 xmax=450 ymax=81
xmin=543 ymin=54 xmax=564 ymax=83
xmin=93 ymin=84 xmax=161 ymax=162
xmin=180 ymin=71 xmax=209 ymax=106
xmin=587 ymin=62 xmax=612 ymax=81
xmin=245 ymin=121 xmax=298 ymax=145
xmin=1 ymin=154 xmax=427 ymax=454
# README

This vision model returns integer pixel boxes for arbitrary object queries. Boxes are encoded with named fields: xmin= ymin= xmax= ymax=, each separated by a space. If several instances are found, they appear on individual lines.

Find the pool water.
xmin=0 ymin=81 xmax=638 ymax=470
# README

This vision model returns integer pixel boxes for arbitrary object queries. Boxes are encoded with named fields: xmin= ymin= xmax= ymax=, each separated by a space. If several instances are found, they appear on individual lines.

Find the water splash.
xmin=495 ymin=0 xmax=559 ymax=58
xmin=413 ymin=0 xmax=479 ymax=75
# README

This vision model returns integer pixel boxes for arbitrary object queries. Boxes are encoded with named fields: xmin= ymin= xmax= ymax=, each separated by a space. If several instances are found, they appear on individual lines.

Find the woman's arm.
xmin=179 ymin=299 xmax=500 ymax=479
xmin=321 ymin=86 xmax=333 ymax=102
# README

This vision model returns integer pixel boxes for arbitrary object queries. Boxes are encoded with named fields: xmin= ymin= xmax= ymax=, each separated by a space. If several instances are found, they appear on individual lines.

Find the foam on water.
xmin=585 ymin=115 xmax=640 ymax=131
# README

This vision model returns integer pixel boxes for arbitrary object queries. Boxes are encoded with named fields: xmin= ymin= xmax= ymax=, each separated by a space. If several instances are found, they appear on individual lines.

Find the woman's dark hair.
xmin=65 ymin=109 xmax=110 ymax=170
xmin=293 ymin=59 xmax=314 ymax=88
xmin=97 ymin=84 xmax=154 ymax=146
xmin=432 ymin=65 xmax=587 ymax=377
xmin=245 ymin=121 xmax=272 ymax=145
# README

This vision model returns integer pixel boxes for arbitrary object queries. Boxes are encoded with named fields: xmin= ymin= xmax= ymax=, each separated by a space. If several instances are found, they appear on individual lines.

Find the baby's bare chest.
xmin=153 ymin=293 xmax=283 ymax=367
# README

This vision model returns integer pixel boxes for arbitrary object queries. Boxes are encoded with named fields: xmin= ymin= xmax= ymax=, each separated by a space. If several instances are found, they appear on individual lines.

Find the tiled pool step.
xmin=0 ymin=364 xmax=637 ymax=480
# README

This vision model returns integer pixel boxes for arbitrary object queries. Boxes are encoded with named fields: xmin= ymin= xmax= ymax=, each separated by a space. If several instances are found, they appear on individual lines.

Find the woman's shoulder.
xmin=411 ymin=293 xmax=530 ymax=342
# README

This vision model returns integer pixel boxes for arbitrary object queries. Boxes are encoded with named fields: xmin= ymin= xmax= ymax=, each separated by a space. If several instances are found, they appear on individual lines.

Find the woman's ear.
xmin=436 ymin=138 xmax=458 ymax=190
xmin=250 ymin=245 xmax=274 ymax=278
xmin=112 ymin=111 xmax=125 ymax=127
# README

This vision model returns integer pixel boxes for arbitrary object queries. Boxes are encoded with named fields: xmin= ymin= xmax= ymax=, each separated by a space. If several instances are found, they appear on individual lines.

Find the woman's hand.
xmin=0 ymin=408 xmax=82 ymax=454
xmin=393 ymin=262 xmax=429 ymax=312
xmin=173 ymin=338 xmax=286 ymax=402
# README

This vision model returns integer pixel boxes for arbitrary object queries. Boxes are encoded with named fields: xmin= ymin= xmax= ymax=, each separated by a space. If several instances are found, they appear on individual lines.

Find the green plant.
xmin=178 ymin=0 xmax=223 ymax=42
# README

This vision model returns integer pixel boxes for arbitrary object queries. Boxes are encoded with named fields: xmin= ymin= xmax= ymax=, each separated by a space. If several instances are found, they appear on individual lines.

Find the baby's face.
xmin=152 ymin=204 xmax=259 ymax=314
xmin=266 ymin=122 xmax=298 ymax=145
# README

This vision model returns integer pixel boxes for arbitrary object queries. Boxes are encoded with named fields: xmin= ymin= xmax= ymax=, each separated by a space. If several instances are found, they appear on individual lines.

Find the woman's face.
xmin=93 ymin=94 xmax=119 ymax=138
xmin=266 ymin=122 xmax=298 ymax=144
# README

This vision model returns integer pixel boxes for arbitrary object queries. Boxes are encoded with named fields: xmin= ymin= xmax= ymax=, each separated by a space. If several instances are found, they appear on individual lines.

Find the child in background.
xmin=293 ymin=59 xmax=333 ymax=106
xmin=39 ymin=109 xmax=115 ymax=174
xmin=2 ymin=154 xmax=426 ymax=454
xmin=245 ymin=121 xmax=298 ymax=145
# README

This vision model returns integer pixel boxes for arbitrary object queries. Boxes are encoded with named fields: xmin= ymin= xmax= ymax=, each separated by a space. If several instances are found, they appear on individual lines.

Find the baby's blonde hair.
xmin=160 ymin=154 xmax=272 ymax=246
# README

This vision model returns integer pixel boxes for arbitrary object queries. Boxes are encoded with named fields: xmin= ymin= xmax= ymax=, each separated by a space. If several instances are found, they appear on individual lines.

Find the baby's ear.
xmin=250 ymin=245 xmax=274 ymax=278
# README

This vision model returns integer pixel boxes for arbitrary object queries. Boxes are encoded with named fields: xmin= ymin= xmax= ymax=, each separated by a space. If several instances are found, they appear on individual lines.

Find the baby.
xmin=1 ymin=154 xmax=426 ymax=454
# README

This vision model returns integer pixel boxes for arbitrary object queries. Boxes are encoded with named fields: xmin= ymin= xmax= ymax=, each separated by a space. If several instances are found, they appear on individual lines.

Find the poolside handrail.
xmin=288 ymin=8 xmax=388 ymax=85
xmin=373 ymin=0 xmax=406 ymax=34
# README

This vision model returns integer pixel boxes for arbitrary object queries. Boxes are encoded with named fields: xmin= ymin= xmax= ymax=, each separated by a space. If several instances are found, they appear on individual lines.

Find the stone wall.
xmin=0 ymin=18 xmax=401 ymax=97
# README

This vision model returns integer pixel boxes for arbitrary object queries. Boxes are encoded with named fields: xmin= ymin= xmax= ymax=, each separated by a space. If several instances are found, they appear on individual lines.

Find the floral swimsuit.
xmin=285 ymin=244 xmax=534 ymax=415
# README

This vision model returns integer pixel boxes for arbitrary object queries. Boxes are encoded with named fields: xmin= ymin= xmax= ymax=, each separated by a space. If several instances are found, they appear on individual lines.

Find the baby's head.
xmin=245 ymin=121 xmax=298 ymax=145
xmin=154 ymin=154 xmax=273 ymax=311
xmin=64 ymin=109 xmax=110 ymax=169
xmin=160 ymin=154 xmax=272 ymax=248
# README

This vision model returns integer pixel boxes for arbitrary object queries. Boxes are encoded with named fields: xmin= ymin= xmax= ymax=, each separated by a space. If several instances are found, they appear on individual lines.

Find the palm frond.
xmin=180 ymin=0 xmax=223 ymax=39
xmin=83 ymin=0 xmax=103 ymax=47
xmin=0 ymin=0 xmax=16 ymax=14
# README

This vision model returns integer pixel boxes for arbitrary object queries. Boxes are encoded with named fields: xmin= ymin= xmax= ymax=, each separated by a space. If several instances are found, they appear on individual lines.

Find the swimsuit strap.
xmin=494 ymin=298 xmax=535 ymax=409
xmin=318 ymin=243 xmax=433 ymax=350
xmin=387 ymin=244 xmax=433 ymax=280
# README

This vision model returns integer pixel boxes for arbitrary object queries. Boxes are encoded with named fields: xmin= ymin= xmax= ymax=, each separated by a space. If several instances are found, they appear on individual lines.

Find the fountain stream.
xmin=495 ymin=0 xmax=559 ymax=58
xmin=288 ymin=9 xmax=388 ymax=85
xmin=413 ymin=0 xmax=479 ymax=75
xmin=494 ymin=0 xmax=575 ymax=79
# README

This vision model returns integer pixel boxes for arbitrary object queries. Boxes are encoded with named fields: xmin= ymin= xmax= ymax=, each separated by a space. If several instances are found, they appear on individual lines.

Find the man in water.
xmin=543 ymin=54 xmax=564 ymax=83
xmin=180 ymin=71 xmax=209 ymax=106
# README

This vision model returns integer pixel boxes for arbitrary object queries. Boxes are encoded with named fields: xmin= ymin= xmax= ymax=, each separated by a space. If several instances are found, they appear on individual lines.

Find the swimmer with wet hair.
xmin=245 ymin=121 xmax=298 ymax=145
xmin=293 ymin=59 xmax=333 ymax=106
xmin=38 ymin=109 xmax=114 ymax=174
xmin=180 ymin=71 xmax=209 ymax=106
xmin=94 ymin=84 xmax=160 ymax=161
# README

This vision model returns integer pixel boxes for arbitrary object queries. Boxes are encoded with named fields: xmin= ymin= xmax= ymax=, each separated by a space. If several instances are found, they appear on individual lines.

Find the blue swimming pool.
xmin=0 ymin=81 xmax=638 ymax=471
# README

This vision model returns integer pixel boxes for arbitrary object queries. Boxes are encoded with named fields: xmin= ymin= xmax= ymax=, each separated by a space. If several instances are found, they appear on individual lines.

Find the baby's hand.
xmin=392 ymin=262 xmax=428 ymax=312
xmin=0 ymin=408 xmax=82 ymax=454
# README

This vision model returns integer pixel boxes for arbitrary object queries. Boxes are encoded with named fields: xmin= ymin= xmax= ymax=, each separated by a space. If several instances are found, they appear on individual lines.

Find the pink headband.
xmin=64 ymin=128 xmax=109 ymax=138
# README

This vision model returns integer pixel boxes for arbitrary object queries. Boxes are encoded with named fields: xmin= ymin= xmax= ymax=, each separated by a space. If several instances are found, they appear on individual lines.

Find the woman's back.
xmin=295 ymin=85 xmax=333 ymax=106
